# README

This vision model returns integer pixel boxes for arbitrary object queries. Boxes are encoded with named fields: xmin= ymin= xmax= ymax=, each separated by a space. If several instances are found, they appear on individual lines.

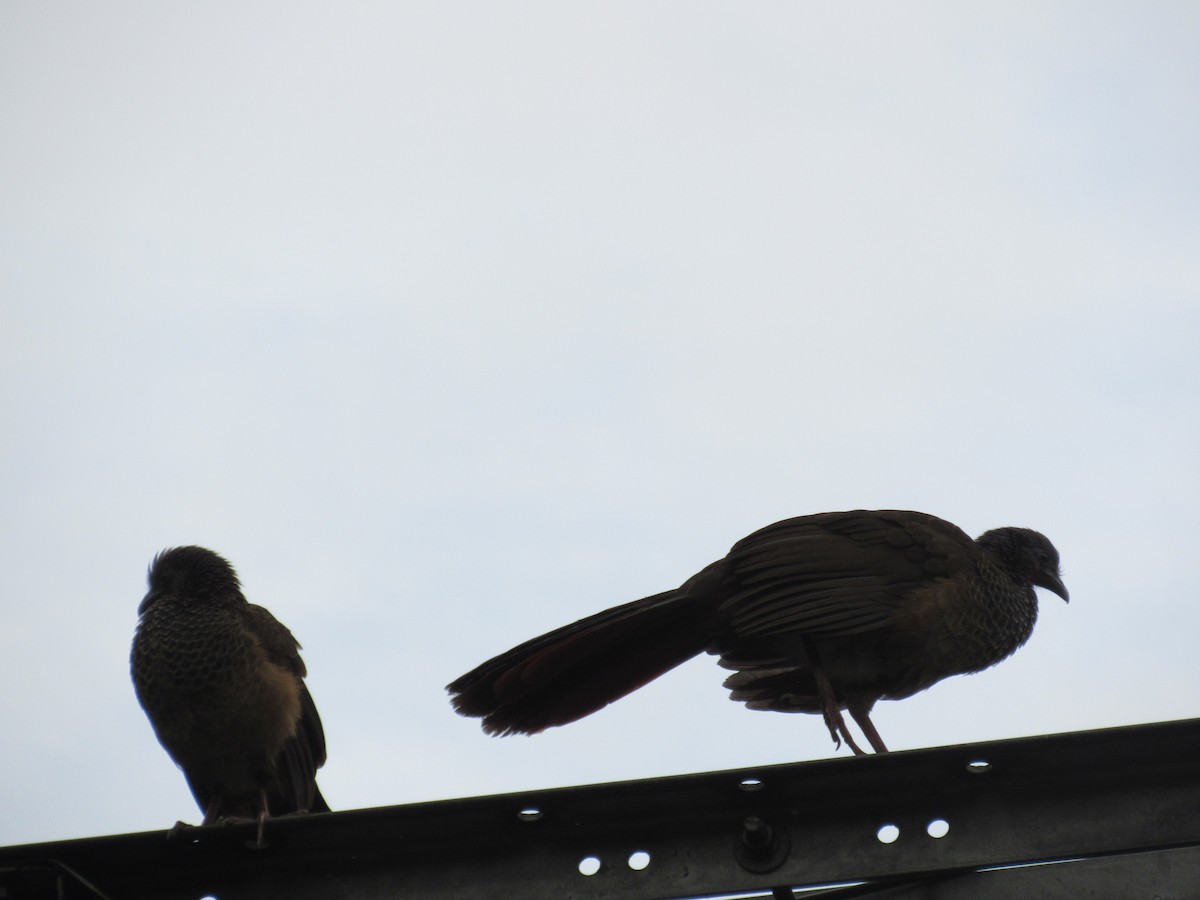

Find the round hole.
xmin=927 ymin=819 xmax=950 ymax=839
xmin=739 ymin=777 xmax=765 ymax=792
xmin=628 ymin=850 xmax=651 ymax=870
xmin=517 ymin=807 xmax=542 ymax=822
xmin=876 ymin=824 xmax=900 ymax=844
xmin=578 ymin=856 xmax=601 ymax=876
xmin=966 ymin=759 xmax=991 ymax=774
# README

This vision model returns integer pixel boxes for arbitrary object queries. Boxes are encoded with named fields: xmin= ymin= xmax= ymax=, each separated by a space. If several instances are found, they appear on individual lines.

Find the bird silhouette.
xmin=448 ymin=510 xmax=1068 ymax=754
xmin=131 ymin=546 xmax=328 ymax=846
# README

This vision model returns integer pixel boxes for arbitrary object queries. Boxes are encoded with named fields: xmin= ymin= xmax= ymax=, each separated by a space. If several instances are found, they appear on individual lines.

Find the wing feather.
xmin=718 ymin=510 xmax=975 ymax=639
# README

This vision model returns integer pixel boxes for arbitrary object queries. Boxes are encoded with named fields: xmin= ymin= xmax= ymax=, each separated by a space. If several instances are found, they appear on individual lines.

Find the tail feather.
xmin=448 ymin=589 xmax=710 ymax=735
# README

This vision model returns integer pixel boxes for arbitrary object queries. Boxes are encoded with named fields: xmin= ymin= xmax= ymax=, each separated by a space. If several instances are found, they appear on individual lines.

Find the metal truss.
xmin=2 ymin=717 xmax=1198 ymax=899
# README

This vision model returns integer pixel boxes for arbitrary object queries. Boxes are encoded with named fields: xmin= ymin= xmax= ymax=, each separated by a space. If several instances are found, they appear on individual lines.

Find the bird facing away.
xmin=448 ymin=510 xmax=1068 ymax=755
xmin=131 ymin=546 xmax=329 ymax=846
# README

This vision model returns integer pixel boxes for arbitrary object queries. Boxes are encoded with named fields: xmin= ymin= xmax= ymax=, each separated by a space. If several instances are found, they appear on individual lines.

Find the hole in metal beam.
xmin=927 ymin=818 xmax=950 ymax=839
xmin=578 ymin=856 xmax=601 ymax=876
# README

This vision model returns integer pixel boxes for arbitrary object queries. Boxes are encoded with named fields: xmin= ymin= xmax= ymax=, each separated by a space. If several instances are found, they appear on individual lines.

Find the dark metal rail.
xmin=3 ymin=717 xmax=1198 ymax=899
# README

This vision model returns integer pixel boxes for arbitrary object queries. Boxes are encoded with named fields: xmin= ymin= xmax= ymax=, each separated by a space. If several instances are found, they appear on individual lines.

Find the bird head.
xmin=977 ymin=527 xmax=1069 ymax=603
xmin=139 ymin=546 xmax=242 ymax=615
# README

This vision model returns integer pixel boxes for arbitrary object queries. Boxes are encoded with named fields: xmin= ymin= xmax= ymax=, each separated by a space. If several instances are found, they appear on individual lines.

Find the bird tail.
xmin=447 ymin=588 xmax=711 ymax=735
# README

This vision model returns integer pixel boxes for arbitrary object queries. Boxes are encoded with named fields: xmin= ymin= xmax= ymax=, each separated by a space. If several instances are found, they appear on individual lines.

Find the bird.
xmin=131 ymin=546 xmax=329 ymax=847
xmin=448 ymin=510 xmax=1068 ymax=755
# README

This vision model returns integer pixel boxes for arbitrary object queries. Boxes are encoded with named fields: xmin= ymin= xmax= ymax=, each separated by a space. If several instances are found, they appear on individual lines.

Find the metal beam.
xmin=2 ymin=718 xmax=1198 ymax=899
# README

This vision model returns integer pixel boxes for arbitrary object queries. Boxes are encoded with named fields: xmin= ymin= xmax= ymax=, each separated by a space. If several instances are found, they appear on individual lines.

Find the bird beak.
xmin=1034 ymin=572 xmax=1069 ymax=603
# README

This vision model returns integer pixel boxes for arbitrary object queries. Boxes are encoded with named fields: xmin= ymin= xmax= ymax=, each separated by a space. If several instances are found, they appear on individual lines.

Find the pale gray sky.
xmin=2 ymin=2 xmax=1197 ymax=847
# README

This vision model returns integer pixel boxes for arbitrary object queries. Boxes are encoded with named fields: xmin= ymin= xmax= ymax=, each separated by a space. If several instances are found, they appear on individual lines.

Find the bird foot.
xmin=165 ymin=816 xmax=267 ymax=849
xmin=808 ymin=657 xmax=869 ymax=756
xmin=166 ymin=820 xmax=200 ymax=841
xmin=212 ymin=814 xmax=256 ymax=826
xmin=821 ymin=707 xmax=868 ymax=756
xmin=254 ymin=807 xmax=268 ymax=850
xmin=184 ymin=814 xmax=269 ymax=849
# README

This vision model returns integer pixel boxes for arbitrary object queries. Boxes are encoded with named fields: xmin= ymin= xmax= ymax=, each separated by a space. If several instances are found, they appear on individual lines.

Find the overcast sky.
xmin=2 ymin=3 xmax=1197 ymax=848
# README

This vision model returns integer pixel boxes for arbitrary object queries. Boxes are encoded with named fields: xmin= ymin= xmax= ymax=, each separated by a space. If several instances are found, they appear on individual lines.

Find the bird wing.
xmin=243 ymin=603 xmax=308 ymax=677
xmin=717 ymin=510 xmax=977 ymax=638
xmin=274 ymin=680 xmax=328 ymax=811
xmin=242 ymin=603 xmax=328 ymax=811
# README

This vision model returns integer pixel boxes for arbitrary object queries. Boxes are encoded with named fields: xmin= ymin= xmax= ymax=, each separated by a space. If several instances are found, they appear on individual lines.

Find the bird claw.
xmin=822 ymin=710 xmax=867 ymax=756
xmin=824 ymin=717 xmax=844 ymax=750
xmin=810 ymin=657 xmax=869 ymax=756
xmin=210 ymin=814 xmax=269 ymax=849
xmin=174 ymin=814 xmax=269 ymax=849
xmin=166 ymin=820 xmax=200 ymax=841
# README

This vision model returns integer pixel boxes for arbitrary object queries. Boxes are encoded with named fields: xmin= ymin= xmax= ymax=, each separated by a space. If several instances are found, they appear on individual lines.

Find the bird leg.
xmin=808 ymin=660 xmax=867 ymax=756
xmin=253 ymin=788 xmax=271 ymax=849
xmin=848 ymin=701 xmax=889 ymax=753
xmin=192 ymin=790 xmax=272 ymax=848
xmin=167 ymin=793 xmax=229 ymax=842
xmin=201 ymin=793 xmax=225 ymax=827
